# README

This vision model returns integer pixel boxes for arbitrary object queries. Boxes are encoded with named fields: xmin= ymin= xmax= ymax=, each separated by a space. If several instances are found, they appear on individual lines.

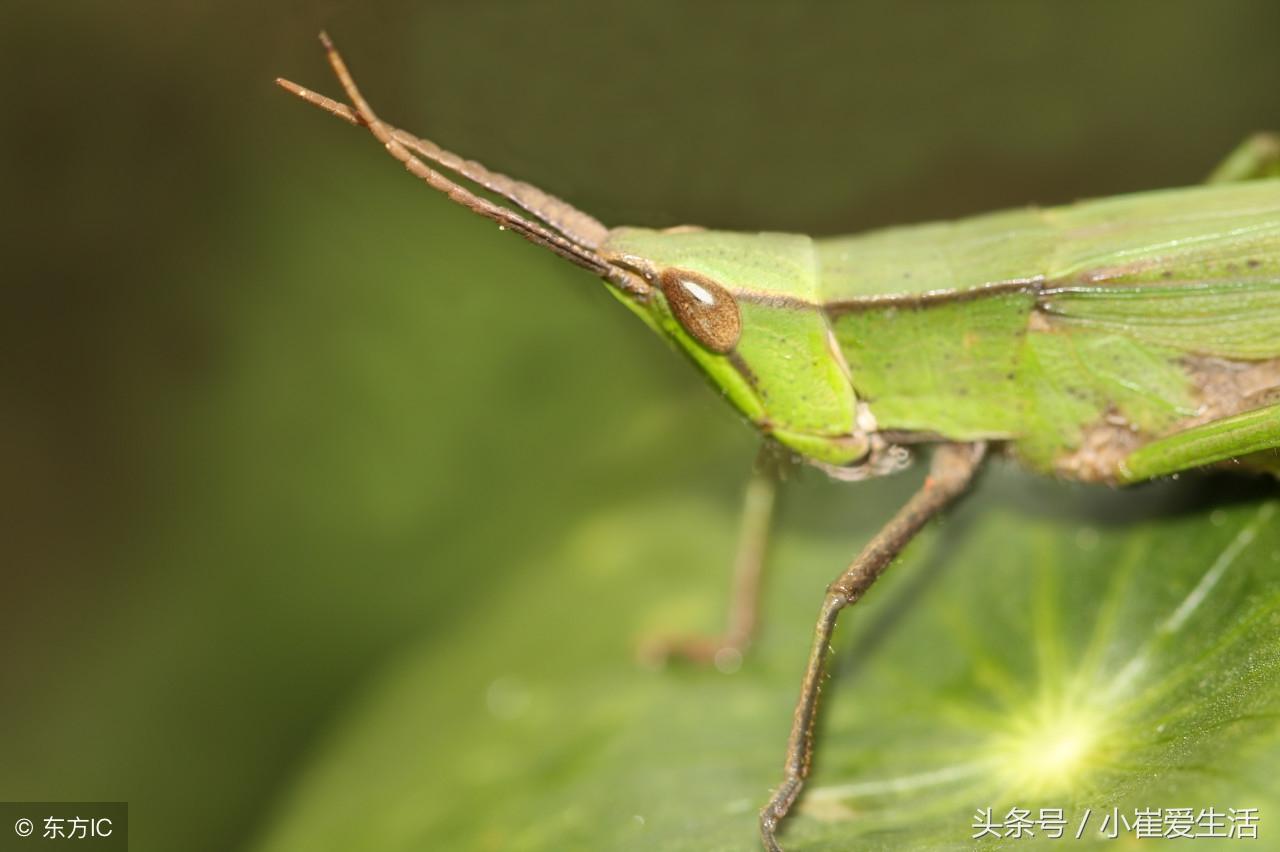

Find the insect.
xmin=279 ymin=33 xmax=1280 ymax=851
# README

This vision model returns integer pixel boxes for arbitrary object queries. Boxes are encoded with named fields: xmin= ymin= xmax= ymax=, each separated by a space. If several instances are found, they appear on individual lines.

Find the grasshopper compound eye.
xmin=659 ymin=268 xmax=742 ymax=354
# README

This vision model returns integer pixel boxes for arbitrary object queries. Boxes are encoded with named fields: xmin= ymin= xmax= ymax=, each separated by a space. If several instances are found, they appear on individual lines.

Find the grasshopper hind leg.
xmin=639 ymin=444 xmax=783 ymax=672
xmin=1206 ymin=132 xmax=1280 ymax=183
xmin=1120 ymin=402 xmax=1280 ymax=482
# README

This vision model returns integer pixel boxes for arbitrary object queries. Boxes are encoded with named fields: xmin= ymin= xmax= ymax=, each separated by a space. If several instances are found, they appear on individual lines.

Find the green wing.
xmin=1039 ymin=278 xmax=1280 ymax=360
xmin=1035 ymin=178 xmax=1280 ymax=360
xmin=822 ymin=179 xmax=1280 ymax=480
xmin=1040 ymin=179 xmax=1280 ymax=287
xmin=817 ymin=178 xmax=1280 ymax=304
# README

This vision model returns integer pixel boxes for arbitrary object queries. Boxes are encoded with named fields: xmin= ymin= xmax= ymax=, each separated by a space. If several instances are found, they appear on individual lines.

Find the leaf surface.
xmin=253 ymin=465 xmax=1280 ymax=851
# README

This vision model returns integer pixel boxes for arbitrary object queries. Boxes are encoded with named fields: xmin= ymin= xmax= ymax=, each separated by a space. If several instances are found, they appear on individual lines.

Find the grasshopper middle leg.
xmin=759 ymin=442 xmax=987 ymax=851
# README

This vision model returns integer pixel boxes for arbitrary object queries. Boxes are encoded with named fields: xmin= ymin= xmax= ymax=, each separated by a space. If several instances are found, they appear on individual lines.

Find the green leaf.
xmin=252 ymin=464 xmax=1280 ymax=851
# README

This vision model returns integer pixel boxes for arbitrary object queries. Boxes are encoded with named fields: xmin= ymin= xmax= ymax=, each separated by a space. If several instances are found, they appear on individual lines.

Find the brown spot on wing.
xmin=1054 ymin=355 xmax=1280 ymax=483
xmin=1184 ymin=355 xmax=1280 ymax=426
xmin=1053 ymin=412 xmax=1144 ymax=483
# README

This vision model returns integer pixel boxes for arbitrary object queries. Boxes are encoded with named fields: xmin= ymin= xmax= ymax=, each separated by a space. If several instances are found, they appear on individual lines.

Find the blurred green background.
xmin=4 ymin=2 xmax=1280 ymax=851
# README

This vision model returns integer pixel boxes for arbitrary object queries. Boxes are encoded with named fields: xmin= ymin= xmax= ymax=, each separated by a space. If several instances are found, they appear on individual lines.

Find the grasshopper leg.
xmin=640 ymin=444 xmax=783 ymax=672
xmin=1119 ymin=401 xmax=1280 ymax=482
xmin=759 ymin=442 xmax=986 ymax=852
xmin=1205 ymin=132 xmax=1280 ymax=183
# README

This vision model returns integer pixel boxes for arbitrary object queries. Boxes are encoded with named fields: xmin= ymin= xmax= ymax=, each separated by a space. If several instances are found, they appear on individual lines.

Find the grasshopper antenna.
xmin=280 ymin=33 xmax=639 ymax=291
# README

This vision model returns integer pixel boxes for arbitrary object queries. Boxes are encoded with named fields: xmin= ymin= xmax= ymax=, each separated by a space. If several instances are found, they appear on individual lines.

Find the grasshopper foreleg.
xmin=759 ymin=442 xmax=986 ymax=851
xmin=640 ymin=443 xmax=784 ymax=671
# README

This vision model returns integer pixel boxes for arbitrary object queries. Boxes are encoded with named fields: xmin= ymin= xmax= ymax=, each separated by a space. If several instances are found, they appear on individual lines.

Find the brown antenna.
xmin=278 ymin=33 xmax=643 ymax=293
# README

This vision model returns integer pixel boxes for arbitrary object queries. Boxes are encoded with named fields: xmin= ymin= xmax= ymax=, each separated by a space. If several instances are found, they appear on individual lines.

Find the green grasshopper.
xmin=279 ymin=34 xmax=1280 ymax=851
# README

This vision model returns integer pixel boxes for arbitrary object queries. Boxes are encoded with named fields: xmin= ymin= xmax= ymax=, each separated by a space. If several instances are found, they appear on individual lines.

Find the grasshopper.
xmin=279 ymin=34 xmax=1280 ymax=851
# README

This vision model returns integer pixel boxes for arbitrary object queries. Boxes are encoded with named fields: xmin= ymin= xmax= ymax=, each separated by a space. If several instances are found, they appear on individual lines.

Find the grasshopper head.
xmin=599 ymin=227 xmax=870 ymax=467
xmin=278 ymin=36 xmax=873 ymax=470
